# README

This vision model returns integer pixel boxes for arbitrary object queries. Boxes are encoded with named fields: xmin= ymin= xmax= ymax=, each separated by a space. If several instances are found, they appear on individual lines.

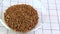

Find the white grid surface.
xmin=0 ymin=0 xmax=60 ymax=34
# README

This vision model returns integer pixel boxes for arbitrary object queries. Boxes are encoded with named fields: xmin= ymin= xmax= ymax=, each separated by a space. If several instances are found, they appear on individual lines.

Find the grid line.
xmin=40 ymin=0 xmax=44 ymax=34
xmin=41 ymin=12 xmax=44 ymax=34
xmin=47 ymin=0 xmax=52 ymax=34
xmin=39 ymin=6 xmax=44 ymax=34
xmin=55 ymin=0 xmax=60 ymax=31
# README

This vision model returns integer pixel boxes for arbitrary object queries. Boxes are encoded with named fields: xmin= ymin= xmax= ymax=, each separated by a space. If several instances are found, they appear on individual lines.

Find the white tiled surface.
xmin=0 ymin=0 xmax=60 ymax=34
xmin=35 ymin=29 xmax=42 ymax=34
xmin=49 ymin=4 xmax=56 ymax=9
xmin=49 ymin=10 xmax=57 ymax=15
xmin=43 ymin=30 xmax=51 ymax=34
xmin=51 ymin=24 xmax=59 ymax=30
xmin=43 ymin=23 xmax=51 ymax=29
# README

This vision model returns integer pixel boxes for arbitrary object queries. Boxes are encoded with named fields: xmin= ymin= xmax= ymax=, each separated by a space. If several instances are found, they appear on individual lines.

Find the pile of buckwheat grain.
xmin=4 ymin=4 xmax=38 ymax=32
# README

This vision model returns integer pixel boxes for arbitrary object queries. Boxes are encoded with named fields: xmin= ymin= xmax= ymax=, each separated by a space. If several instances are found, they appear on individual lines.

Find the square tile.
xmin=59 ymin=19 xmax=60 ymax=23
xmin=43 ymin=4 xmax=48 ymax=9
xmin=57 ymin=11 xmax=60 ymax=23
xmin=50 ymin=20 xmax=58 ymax=24
xmin=42 ymin=15 xmax=50 ymax=23
xmin=52 ymin=30 xmax=60 ymax=34
xmin=56 ymin=0 xmax=60 ymax=4
xmin=57 ymin=4 xmax=60 ymax=10
xmin=43 ymin=23 xmax=50 ymax=29
xmin=58 ymin=15 xmax=60 ymax=22
xmin=49 ymin=10 xmax=57 ymax=16
xmin=35 ymin=29 xmax=42 ymax=34
xmin=50 ymin=16 xmax=57 ymax=20
xmin=43 ymin=30 xmax=51 ymax=34
xmin=42 ymin=15 xmax=49 ymax=19
xmin=50 ymin=16 xmax=58 ymax=24
xmin=49 ymin=4 xmax=56 ymax=9
xmin=51 ymin=24 xmax=59 ymax=30
xmin=0 ymin=27 xmax=7 ymax=34
xmin=48 ymin=0 xmax=55 ymax=4
xmin=42 ymin=10 xmax=49 ymax=16
xmin=57 ymin=10 xmax=60 ymax=16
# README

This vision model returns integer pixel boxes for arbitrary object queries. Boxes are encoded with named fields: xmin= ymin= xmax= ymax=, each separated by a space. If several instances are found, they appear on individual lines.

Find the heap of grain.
xmin=4 ymin=4 xmax=38 ymax=32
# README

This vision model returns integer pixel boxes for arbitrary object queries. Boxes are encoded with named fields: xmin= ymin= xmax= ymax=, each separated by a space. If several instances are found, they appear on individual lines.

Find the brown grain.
xmin=4 ymin=4 xmax=38 ymax=32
